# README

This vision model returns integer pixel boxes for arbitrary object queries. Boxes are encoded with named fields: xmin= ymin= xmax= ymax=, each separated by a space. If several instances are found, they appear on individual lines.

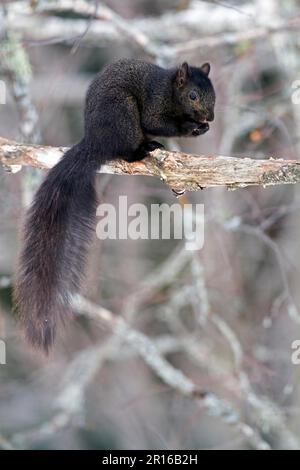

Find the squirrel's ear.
xmin=201 ymin=62 xmax=211 ymax=76
xmin=176 ymin=62 xmax=190 ymax=88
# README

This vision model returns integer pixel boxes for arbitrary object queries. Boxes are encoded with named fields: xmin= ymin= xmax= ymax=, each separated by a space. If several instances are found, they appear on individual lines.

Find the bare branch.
xmin=73 ymin=295 xmax=271 ymax=450
xmin=173 ymin=16 xmax=300 ymax=53
xmin=4 ymin=0 xmax=300 ymax=53
xmin=1 ymin=137 xmax=300 ymax=193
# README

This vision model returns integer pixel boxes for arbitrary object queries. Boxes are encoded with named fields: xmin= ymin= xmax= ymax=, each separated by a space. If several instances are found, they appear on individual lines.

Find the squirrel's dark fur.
xmin=14 ymin=59 xmax=215 ymax=352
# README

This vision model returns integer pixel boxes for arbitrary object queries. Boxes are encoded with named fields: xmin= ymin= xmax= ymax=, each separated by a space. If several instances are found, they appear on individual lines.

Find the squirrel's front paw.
xmin=181 ymin=121 xmax=197 ymax=135
xmin=129 ymin=140 xmax=165 ymax=162
xmin=182 ymin=121 xmax=209 ymax=136
xmin=143 ymin=140 xmax=165 ymax=152
xmin=192 ymin=122 xmax=209 ymax=136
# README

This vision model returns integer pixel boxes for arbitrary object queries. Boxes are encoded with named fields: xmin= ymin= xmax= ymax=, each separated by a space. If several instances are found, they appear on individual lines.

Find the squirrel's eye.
xmin=189 ymin=91 xmax=198 ymax=101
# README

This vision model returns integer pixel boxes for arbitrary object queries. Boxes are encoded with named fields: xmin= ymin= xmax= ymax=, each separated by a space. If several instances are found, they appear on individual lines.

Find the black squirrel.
xmin=14 ymin=59 xmax=215 ymax=352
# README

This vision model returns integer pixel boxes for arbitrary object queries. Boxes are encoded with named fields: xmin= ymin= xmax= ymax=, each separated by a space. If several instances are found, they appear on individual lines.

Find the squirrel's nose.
xmin=206 ymin=111 xmax=214 ymax=122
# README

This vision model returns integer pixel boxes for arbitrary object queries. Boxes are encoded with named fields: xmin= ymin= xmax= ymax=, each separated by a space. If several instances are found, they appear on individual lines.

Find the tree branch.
xmin=1 ymin=137 xmax=300 ymax=193
xmin=5 ymin=0 xmax=300 ymax=52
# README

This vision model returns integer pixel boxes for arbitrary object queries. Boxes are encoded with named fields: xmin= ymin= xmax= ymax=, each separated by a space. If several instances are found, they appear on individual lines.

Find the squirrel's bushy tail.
xmin=14 ymin=139 xmax=98 ymax=352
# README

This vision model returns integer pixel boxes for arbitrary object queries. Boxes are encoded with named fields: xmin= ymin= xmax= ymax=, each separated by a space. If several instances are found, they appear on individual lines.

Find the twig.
xmin=225 ymin=221 xmax=300 ymax=324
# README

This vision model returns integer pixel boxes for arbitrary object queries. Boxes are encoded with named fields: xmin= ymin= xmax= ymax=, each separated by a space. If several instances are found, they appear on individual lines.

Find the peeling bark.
xmin=1 ymin=137 xmax=300 ymax=193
